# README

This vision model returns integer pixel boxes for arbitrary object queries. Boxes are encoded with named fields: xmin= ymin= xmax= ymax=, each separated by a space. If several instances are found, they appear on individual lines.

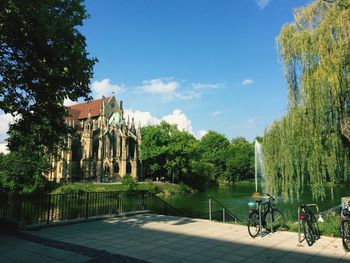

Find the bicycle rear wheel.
xmin=265 ymin=209 xmax=284 ymax=232
xmin=303 ymin=221 xmax=315 ymax=246
xmin=248 ymin=211 xmax=260 ymax=238
xmin=341 ymin=220 xmax=350 ymax=251
xmin=310 ymin=213 xmax=320 ymax=240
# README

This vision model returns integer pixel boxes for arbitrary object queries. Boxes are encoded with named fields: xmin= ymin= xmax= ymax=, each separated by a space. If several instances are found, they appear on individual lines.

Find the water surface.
xmin=162 ymin=184 xmax=348 ymax=221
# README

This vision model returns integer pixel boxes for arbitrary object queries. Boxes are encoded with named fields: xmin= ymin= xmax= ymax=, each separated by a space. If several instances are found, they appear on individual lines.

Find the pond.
xmin=162 ymin=183 xmax=348 ymax=222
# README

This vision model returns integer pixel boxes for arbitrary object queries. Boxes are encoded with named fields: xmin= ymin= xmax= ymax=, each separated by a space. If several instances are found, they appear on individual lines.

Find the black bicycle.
xmin=299 ymin=204 xmax=320 ymax=246
xmin=247 ymin=193 xmax=284 ymax=238
xmin=340 ymin=201 xmax=350 ymax=251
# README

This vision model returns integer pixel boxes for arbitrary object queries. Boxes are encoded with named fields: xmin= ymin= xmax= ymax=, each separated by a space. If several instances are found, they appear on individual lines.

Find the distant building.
xmin=47 ymin=95 xmax=142 ymax=182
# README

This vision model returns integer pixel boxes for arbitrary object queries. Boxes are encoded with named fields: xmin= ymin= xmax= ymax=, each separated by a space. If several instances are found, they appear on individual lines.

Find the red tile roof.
xmin=68 ymin=97 xmax=111 ymax=121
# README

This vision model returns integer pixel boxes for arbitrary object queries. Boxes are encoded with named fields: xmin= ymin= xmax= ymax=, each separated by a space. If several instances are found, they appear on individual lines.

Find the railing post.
xmin=298 ymin=206 xmax=301 ymax=243
xmin=142 ymin=191 xmax=145 ymax=210
xmin=209 ymin=196 xmax=212 ymax=221
xmin=47 ymin=194 xmax=51 ymax=224
xmin=85 ymin=192 xmax=89 ymax=219
xmin=223 ymin=208 xmax=225 ymax=222
xmin=259 ymin=203 xmax=262 ymax=237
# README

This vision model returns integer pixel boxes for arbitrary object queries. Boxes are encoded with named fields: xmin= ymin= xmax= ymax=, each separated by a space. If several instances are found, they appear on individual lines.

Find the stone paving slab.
xmin=2 ymin=213 xmax=350 ymax=262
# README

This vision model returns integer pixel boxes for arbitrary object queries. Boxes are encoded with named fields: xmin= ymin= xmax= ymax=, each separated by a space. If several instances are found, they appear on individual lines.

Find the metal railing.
xmin=0 ymin=190 xmax=183 ymax=225
xmin=208 ymin=195 xmax=240 ymax=223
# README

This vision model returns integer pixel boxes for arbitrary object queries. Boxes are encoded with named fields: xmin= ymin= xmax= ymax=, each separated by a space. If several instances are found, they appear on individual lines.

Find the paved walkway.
xmin=1 ymin=214 xmax=349 ymax=262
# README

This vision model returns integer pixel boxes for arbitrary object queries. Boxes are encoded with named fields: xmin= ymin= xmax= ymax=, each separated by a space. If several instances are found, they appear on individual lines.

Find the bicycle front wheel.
xmin=248 ymin=211 xmax=260 ymax=238
xmin=265 ymin=209 xmax=284 ymax=232
xmin=341 ymin=220 xmax=350 ymax=251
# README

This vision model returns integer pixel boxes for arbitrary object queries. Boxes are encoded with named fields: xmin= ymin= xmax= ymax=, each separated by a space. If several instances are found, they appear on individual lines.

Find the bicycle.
xmin=340 ymin=201 xmax=350 ymax=251
xmin=247 ymin=193 xmax=284 ymax=238
xmin=298 ymin=204 xmax=320 ymax=246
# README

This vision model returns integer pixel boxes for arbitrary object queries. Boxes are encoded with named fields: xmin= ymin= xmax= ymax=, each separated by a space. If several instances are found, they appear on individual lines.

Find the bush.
xmin=122 ymin=175 xmax=137 ymax=190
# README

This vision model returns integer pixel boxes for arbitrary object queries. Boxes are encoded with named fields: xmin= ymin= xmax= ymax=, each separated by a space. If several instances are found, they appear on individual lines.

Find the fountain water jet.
xmin=254 ymin=140 xmax=266 ymax=194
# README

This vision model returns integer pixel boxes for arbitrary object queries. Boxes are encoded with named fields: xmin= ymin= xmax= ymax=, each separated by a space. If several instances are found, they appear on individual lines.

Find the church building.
xmin=47 ymin=95 xmax=142 ymax=182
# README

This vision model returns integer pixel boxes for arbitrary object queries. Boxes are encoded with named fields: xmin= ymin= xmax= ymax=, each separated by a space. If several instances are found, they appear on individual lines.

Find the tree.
xmin=0 ymin=148 xmax=52 ymax=192
xmin=264 ymin=0 xmax=350 ymax=200
xmin=140 ymin=122 xmax=174 ymax=180
xmin=140 ymin=121 xmax=197 ymax=183
xmin=198 ymin=131 xmax=230 ymax=181
xmin=0 ymin=0 xmax=96 ymax=153
xmin=226 ymin=137 xmax=254 ymax=182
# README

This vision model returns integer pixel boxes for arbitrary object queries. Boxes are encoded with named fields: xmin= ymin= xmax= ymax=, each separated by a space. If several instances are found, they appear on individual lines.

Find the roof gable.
xmin=68 ymin=97 xmax=111 ymax=120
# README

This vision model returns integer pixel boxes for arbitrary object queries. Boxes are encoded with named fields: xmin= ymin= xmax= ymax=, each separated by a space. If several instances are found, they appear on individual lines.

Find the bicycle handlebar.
xmin=266 ymin=193 xmax=275 ymax=201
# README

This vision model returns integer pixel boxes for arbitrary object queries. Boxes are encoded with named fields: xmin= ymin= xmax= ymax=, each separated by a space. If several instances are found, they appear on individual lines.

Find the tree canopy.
xmin=140 ymin=121 xmax=197 ymax=183
xmin=226 ymin=137 xmax=254 ymax=182
xmin=264 ymin=0 xmax=350 ymax=200
xmin=198 ymin=131 xmax=230 ymax=181
xmin=0 ymin=0 xmax=96 ymax=152
xmin=141 ymin=124 xmax=255 ymax=189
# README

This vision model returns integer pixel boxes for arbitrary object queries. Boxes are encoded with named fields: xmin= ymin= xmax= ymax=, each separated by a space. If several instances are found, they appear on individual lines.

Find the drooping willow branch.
xmin=264 ymin=0 xmax=350 ymax=201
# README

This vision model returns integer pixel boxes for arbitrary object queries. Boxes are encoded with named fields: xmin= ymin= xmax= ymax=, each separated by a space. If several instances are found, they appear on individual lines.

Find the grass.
xmin=52 ymin=181 xmax=194 ymax=196
xmin=284 ymin=211 xmax=340 ymax=238
xmin=239 ymin=210 xmax=340 ymax=238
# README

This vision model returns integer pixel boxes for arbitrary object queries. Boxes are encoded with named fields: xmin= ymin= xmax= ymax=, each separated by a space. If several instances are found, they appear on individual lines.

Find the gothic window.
xmin=109 ymin=130 xmax=116 ymax=157
xmin=126 ymin=162 xmax=132 ymax=174
xmin=92 ymin=129 xmax=99 ymax=157
xmin=114 ymin=163 xmax=119 ymax=173
xmin=129 ymin=138 xmax=135 ymax=159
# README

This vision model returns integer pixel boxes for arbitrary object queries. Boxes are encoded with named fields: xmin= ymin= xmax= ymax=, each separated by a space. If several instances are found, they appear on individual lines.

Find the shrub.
xmin=122 ymin=175 xmax=137 ymax=190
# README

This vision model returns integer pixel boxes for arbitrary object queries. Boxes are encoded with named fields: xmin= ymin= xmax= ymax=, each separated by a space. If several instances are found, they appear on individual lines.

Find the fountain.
xmin=254 ymin=140 xmax=266 ymax=194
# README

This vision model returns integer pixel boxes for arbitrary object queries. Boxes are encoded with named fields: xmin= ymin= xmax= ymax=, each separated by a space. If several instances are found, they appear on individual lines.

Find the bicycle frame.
xmin=252 ymin=195 xmax=276 ymax=235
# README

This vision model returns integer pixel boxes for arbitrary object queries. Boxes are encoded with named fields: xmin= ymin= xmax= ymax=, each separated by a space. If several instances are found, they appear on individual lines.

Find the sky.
xmin=0 ymin=0 xmax=312 ymax=153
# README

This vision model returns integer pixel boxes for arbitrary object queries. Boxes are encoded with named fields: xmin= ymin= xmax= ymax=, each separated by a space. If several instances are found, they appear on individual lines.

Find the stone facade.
xmin=47 ymin=95 xmax=142 ymax=182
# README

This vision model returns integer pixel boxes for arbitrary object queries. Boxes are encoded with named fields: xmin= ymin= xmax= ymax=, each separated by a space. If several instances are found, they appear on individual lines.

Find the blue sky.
xmin=0 ymin=0 xmax=312 ymax=151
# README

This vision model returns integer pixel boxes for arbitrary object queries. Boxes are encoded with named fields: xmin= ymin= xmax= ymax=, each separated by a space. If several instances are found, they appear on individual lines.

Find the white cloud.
xmin=255 ymin=0 xmax=271 ymax=9
xmin=138 ymin=78 xmax=178 ymax=94
xmin=125 ymin=108 xmax=209 ymax=138
xmin=210 ymin=111 xmax=224 ymax=117
xmin=91 ymin=79 xmax=124 ymax=98
xmin=191 ymin=83 xmax=222 ymax=90
xmin=63 ymin=98 xmax=77 ymax=106
xmin=135 ymin=78 xmax=203 ymax=101
xmin=0 ymin=113 xmax=14 ymax=138
xmin=242 ymin=79 xmax=253 ymax=85
xmin=0 ymin=141 xmax=9 ymax=154
xmin=232 ymin=117 xmax=263 ymax=129
xmin=162 ymin=109 xmax=193 ymax=134
xmin=174 ymin=91 xmax=200 ymax=100
xmin=124 ymin=109 xmax=161 ymax=127
xmin=195 ymin=130 xmax=208 ymax=139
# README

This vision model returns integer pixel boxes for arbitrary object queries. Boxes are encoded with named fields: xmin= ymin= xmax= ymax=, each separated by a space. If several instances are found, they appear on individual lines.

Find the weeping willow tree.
xmin=264 ymin=0 xmax=350 ymax=201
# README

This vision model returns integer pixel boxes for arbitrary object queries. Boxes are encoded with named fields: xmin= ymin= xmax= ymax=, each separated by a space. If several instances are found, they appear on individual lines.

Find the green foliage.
xmin=140 ymin=121 xmax=198 ymax=183
xmin=198 ymin=131 xmax=230 ymax=181
xmin=264 ymin=0 xmax=350 ymax=200
xmin=283 ymin=211 xmax=340 ymax=238
xmin=0 ymin=148 xmax=53 ymax=193
xmin=140 ymin=122 xmax=255 ymax=189
xmin=52 ymin=181 xmax=193 ymax=195
xmin=0 ymin=0 xmax=96 ymax=153
xmin=122 ymin=175 xmax=137 ymax=190
xmin=226 ymin=137 xmax=254 ymax=182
